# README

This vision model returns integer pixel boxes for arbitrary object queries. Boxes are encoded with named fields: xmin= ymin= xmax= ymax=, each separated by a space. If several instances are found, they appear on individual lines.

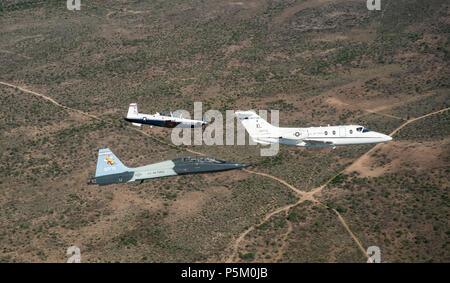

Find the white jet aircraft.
xmin=235 ymin=111 xmax=392 ymax=148
xmin=124 ymin=103 xmax=207 ymax=128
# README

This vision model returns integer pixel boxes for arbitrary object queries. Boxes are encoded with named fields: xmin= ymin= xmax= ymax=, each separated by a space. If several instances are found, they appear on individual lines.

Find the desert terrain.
xmin=0 ymin=0 xmax=448 ymax=262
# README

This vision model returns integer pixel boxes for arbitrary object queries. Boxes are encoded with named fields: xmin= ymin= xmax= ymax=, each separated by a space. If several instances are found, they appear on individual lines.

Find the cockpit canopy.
xmin=156 ymin=111 xmax=185 ymax=118
xmin=157 ymin=111 xmax=173 ymax=117
xmin=356 ymin=126 xmax=371 ymax=133
xmin=181 ymin=156 xmax=226 ymax=164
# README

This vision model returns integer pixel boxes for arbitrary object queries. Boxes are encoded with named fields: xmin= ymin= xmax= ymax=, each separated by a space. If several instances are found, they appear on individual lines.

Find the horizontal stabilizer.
xmin=250 ymin=138 xmax=272 ymax=145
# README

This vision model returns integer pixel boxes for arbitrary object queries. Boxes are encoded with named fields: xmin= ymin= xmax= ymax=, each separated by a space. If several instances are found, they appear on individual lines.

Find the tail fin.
xmin=95 ymin=148 xmax=130 ymax=177
xmin=127 ymin=103 xmax=142 ymax=127
xmin=235 ymin=111 xmax=279 ymax=140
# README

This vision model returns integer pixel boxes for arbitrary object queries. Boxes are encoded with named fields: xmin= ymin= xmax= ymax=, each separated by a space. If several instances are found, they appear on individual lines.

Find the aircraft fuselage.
xmin=254 ymin=125 xmax=392 ymax=147
xmin=88 ymin=149 xmax=250 ymax=186
xmin=124 ymin=113 xmax=206 ymax=128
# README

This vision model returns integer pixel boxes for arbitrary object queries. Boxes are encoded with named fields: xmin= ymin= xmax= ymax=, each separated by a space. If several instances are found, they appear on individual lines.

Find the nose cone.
xmin=381 ymin=134 xmax=392 ymax=142
xmin=233 ymin=162 xmax=251 ymax=168
xmin=373 ymin=132 xmax=392 ymax=143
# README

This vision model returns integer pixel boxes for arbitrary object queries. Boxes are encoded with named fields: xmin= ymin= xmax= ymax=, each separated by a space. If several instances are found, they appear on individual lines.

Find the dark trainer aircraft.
xmin=124 ymin=103 xmax=207 ymax=128
xmin=88 ymin=148 xmax=250 ymax=186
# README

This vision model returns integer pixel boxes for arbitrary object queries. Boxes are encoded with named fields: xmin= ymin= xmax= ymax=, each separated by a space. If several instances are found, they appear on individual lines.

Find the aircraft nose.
xmin=382 ymin=134 xmax=392 ymax=142
xmin=374 ymin=132 xmax=392 ymax=142
xmin=234 ymin=163 xmax=251 ymax=168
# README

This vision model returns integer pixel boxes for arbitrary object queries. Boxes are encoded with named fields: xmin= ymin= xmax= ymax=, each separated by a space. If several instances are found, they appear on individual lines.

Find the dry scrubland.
xmin=0 ymin=0 xmax=448 ymax=262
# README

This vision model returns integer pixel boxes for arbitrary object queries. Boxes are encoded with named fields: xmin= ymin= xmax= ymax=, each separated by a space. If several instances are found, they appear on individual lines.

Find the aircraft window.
xmin=362 ymin=128 xmax=371 ymax=133
xmin=324 ymin=131 xmax=328 ymax=135
xmin=332 ymin=130 xmax=336 ymax=135
xmin=349 ymin=129 xmax=353 ymax=134
xmin=357 ymin=127 xmax=363 ymax=132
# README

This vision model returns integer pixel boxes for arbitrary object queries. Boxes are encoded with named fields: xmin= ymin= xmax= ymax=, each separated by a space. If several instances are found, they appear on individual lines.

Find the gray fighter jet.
xmin=88 ymin=148 xmax=250 ymax=186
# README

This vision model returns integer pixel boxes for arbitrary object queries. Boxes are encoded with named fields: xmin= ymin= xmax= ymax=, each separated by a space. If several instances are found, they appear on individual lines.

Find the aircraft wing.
xmin=302 ymin=139 xmax=334 ymax=146
xmin=252 ymin=137 xmax=279 ymax=145
xmin=253 ymin=136 xmax=335 ymax=147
